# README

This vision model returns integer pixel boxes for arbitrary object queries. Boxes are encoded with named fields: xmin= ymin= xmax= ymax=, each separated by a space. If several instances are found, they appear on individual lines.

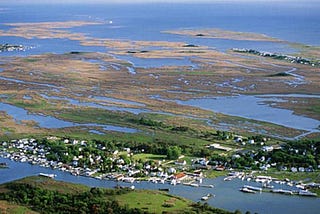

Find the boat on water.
xmin=200 ymin=184 xmax=214 ymax=188
xmin=201 ymin=193 xmax=214 ymax=200
xmin=263 ymin=183 xmax=274 ymax=189
xmin=159 ymin=188 xmax=170 ymax=192
xmin=39 ymin=173 xmax=56 ymax=178
xmin=224 ymin=176 xmax=235 ymax=181
xmin=0 ymin=162 xmax=8 ymax=168
xmin=243 ymin=185 xmax=262 ymax=192
xmin=271 ymin=189 xmax=293 ymax=195
xmin=240 ymin=187 xmax=257 ymax=194
xmin=298 ymin=190 xmax=317 ymax=197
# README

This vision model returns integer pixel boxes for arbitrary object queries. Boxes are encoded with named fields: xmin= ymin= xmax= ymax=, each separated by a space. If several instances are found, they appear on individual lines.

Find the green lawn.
xmin=115 ymin=190 xmax=193 ymax=214
xmin=132 ymin=153 xmax=167 ymax=162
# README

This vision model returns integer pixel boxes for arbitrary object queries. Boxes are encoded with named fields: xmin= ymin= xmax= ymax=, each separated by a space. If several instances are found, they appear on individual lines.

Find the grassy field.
xmin=132 ymin=153 xmax=167 ymax=162
xmin=0 ymin=200 xmax=39 ymax=214
xmin=116 ymin=190 xmax=193 ymax=214
xmin=0 ymin=176 xmax=225 ymax=213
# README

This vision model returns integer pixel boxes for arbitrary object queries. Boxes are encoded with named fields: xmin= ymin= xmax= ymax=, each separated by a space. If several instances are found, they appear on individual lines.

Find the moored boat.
xmin=240 ymin=187 xmax=256 ymax=194
xmin=243 ymin=185 xmax=262 ymax=192
xmin=298 ymin=190 xmax=317 ymax=197
xmin=201 ymin=193 xmax=214 ymax=200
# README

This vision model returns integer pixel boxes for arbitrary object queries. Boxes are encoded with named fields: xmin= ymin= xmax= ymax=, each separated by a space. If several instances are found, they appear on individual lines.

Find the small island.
xmin=232 ymin=48 xmax=320 ymax=67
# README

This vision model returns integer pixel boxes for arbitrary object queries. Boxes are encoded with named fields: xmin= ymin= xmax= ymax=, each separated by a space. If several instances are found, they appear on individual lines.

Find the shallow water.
xmin=0 ymin=102 xmax=138 ymax=133
xmin=40 ymin=94 xmax=150 ymax=115
xmin=178 ymin=95 xmax=320 ymax=132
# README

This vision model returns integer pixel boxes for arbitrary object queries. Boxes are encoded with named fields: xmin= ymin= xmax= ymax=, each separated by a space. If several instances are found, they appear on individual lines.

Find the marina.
xmin=1 ymin=156 xmax=320 ymax=214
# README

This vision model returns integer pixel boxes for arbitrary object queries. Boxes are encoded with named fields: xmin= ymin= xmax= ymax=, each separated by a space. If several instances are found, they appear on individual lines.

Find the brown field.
xmin=0 ymin=21 xmax=319 ymax=139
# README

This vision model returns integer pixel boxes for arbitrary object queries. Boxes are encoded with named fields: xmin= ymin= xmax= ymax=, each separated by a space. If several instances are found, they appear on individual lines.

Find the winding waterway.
xmin=0 ymin=102 xmax=138 ymax=133
xmin=0 ymin=157 xmax=319 ymax=214
xmin=178 ymin=95 xmax=320 ymax=133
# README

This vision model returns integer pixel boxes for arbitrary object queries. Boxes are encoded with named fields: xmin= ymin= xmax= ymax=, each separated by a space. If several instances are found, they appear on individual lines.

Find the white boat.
xmin=271 ymin=189 xmax=293 ymax=195
xmin=190 ymin=183 xmax=199 ymax=187
xmin=298 ymin=190 xmax=317 ymax=197
xmin=39 ymin=173 xmax=56 ymax=178
xmin=201 ymin=193 xmax=213 ymax=200
xmin=122 ymin=177 xmax=135 ymax=183
xmin=201 ymin=196 xmax=209 ymax=201
xmin=243 ymin=185 xmax=262 ymax=192
xmin=240 ymin=187 xmax=256 ymax=194
xmin=171 ymin=179 xmax=177 ymax=186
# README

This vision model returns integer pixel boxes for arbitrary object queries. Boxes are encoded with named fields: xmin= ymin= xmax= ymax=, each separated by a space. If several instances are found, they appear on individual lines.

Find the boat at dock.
xmin=271 ymin=189 xmax=293 ymax=195
xmin=298 ymin=190 xmax=317 ymax=197
xmin=243 ymin=185 xmax=262 ymax=192
xmin=240 ymin=187 xmax=257 ymax=194
xmin=200 ymin=184 xmax=214 ymax=188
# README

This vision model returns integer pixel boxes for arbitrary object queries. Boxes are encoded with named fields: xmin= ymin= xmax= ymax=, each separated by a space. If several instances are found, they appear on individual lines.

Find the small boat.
xmin=171 ymin=179 xmax=177 ymax=186
xmin=200 ymin=184 xmax=214 ymax=188
xmin=224 ymin=176 xmax=235 ymax=181
xmin=243 ymin=185 xmax=262 ymax=192
xmin=159 ymin=188 xmax=170 ymax=192
xmin=240 ymin=187 xmax=256 ymax=194
xmin=263 ymin=183 xmax=274 ymax=189
xmin=201 ymin=193 xmax=213 ymax=200
xmin=298 ymin=190 xmax=317 ymax=197
xmin=39 ymin=173 xmax=56 ymax=178
xmin=271 ymin=189 xmax=293 ymax=195
xmin=190 ymin=183 xmax=199 ymax=187
xmin=0 ymin=162 xmax=8 ymax=168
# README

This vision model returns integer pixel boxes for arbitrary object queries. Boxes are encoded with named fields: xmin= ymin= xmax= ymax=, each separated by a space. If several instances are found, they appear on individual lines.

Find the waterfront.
xmin=1 ymin=157 xmax=320 ymax=214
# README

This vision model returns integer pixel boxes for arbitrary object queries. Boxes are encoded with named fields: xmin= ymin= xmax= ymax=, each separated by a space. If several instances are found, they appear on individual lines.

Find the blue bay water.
xmin=0 ymin=2 xmax=319 ymax=53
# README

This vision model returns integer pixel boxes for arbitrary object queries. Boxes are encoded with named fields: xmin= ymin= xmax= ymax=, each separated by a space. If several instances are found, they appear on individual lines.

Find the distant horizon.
xmin=2 ymin=0 xmax=320 ymax=4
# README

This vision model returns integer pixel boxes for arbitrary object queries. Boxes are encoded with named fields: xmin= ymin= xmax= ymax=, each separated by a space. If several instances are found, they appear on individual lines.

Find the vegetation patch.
xmin=0 ymin=177 xmax=229 ymax=214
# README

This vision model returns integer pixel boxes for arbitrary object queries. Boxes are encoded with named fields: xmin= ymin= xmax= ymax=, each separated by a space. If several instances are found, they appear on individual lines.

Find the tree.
xmin=167 ymin=146 xmax=182 ymax=160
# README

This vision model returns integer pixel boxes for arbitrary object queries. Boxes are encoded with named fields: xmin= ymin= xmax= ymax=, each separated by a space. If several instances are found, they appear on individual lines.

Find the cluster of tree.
xmin=209 ymin=139 xmax=320 ymax=170
xmin=268 ymin=140 xmax=320 ymax=168
xmin=191 ymin=202 xmax=248 ymax=214
xmin=0 ymin=182 xmax=145 ymax=214
xmin=166 ymin=146 xmax=182 ymax=160
xmin=0 ymin=180 xmax=233 ymax=214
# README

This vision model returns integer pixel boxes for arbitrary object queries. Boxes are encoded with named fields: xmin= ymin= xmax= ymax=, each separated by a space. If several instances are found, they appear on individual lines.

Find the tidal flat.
xmin=0 ymin=32 xmax=319 ymax=139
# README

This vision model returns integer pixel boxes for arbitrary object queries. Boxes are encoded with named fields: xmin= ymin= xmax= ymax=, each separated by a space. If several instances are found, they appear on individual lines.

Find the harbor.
xmin=1 ymin=157 xmax=320 ymax=214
